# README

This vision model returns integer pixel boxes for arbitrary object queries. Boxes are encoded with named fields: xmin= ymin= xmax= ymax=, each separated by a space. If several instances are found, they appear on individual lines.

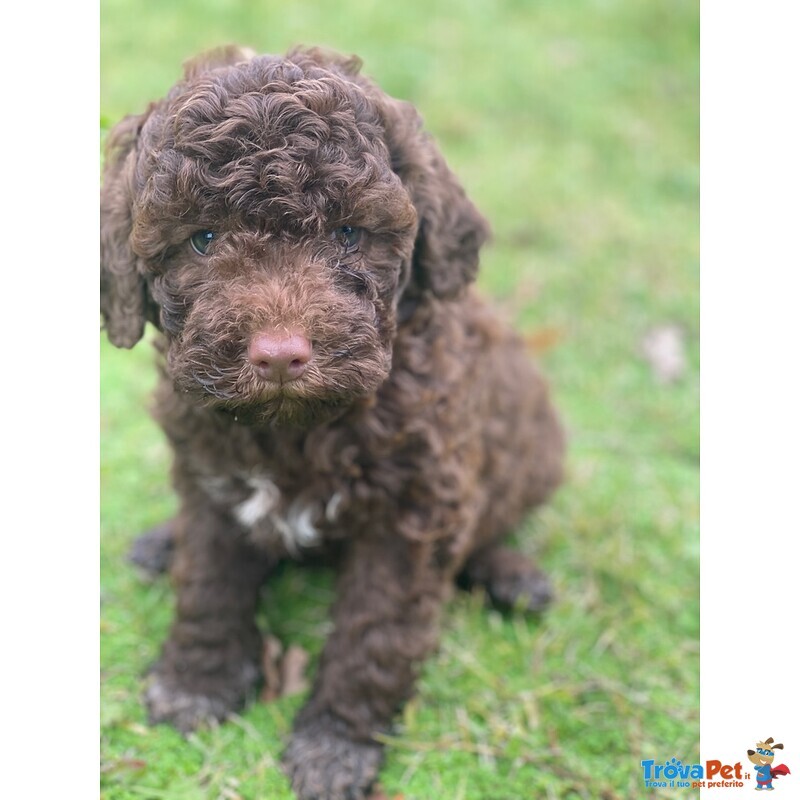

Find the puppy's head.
xmin=101 ymin=46 xmax=489 ymax=427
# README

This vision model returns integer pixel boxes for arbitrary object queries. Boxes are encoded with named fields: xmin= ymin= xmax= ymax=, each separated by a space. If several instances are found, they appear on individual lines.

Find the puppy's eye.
xmin=189 ymin=230 xmax=216 ymax=255
xmin=333 ymin=225 xmax=361 ymax=251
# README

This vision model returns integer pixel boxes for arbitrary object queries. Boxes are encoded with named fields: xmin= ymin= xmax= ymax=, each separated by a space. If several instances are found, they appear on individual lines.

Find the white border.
xmin=701 ymin=1 xmax=800 ymax=796
xmin=2 ymin=2 xmax=99 ymax=796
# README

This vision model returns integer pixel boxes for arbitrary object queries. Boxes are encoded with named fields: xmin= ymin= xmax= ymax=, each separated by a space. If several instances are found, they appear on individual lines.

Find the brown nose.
xmin=247 ymin=331 xmax=312 ymax=382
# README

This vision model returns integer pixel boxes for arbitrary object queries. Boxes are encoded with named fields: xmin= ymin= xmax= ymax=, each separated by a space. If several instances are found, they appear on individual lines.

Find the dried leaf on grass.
xmin=100 ymin=757 xmax=147 ymax=774
xmin=523 ymin=326 xmax=565 ymax=354
xmin=260 ymin=635 xmax=310 ymax=702
xmin=365 ymin=786 xmax=404 ymax=800
xmin=640 ymin=324 xmax=687 ymax=384
xmin=280 ymin=644 xmax=310 ymax=696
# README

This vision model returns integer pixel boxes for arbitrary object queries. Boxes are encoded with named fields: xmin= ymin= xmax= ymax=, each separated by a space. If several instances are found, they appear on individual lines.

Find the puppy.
xmin=101 ymin=45 xmax=565 ymax=800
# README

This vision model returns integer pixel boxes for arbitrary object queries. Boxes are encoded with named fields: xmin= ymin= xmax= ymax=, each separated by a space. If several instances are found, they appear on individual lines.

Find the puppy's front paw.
xmin=283 ymin=717 xmax=384 ymax=800
xmin=145 ymin=657 xmax=259 ymax=734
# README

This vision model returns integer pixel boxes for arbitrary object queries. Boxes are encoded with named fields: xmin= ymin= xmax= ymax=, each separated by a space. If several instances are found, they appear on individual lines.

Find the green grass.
xmin=100 ymin=1 xmax=699 ymax=798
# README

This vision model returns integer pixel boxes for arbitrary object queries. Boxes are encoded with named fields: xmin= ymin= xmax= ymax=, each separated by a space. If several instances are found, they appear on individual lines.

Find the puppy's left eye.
xmin=333 ymin=225 xmax=362 ymax=251
xmin=189 ymin=230 xmax=216 ymax=255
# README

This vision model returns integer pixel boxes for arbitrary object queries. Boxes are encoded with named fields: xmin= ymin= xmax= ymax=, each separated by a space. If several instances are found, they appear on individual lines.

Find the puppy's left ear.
xmin=381 ymin=100 xmax=491 ymax=299
xmin=287 ymin=48 xmax=490 ymax=299
xmin=100 ymin=111 xmax=150 ymax=348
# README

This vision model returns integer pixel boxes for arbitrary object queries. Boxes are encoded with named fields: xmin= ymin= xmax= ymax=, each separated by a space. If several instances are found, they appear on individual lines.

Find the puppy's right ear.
xmin=100 ymin=111 xmax=149 ymax=348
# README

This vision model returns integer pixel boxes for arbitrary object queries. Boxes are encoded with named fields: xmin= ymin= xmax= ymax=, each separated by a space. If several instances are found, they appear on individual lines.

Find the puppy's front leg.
xmin=284 ymin=533 xmax=447 ymax=800
xmin=145 ymin=506 xmax=269 ymax=733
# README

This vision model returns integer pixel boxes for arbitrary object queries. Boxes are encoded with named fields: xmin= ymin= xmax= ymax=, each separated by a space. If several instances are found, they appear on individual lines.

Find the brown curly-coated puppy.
xmin=101 ymin=45 xmax=565 ymax=800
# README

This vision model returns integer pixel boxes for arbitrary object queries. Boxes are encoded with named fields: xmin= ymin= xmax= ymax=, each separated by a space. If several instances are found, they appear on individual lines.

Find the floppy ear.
xmin=380 ymin=98 xmax=491 ymax=299
xmin=101 ymin=47 xmax=257 ymax=348
xmin=289 ymin=48 xmax=490 ymax=299
xmin=100 ymin=111 xmax=149 ymax=348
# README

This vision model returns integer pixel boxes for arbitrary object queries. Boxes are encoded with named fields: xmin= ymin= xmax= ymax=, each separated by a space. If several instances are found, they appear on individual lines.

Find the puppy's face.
xmin=132 ymin=56 xmax=417 ymax=426
xmin=150 ymin=220 xmax=413 ymax=428
xmin=101 ymin=48 xmax=489 ymax=428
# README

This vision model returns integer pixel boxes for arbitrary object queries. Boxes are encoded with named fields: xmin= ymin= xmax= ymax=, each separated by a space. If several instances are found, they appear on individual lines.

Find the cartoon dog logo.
xmin=747 ymin=737 xmax=791 ymax=791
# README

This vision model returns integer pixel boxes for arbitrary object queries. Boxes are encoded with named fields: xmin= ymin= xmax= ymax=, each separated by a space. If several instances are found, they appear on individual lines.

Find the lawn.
xmin=100 ymin=1 xmax=699 ymax=798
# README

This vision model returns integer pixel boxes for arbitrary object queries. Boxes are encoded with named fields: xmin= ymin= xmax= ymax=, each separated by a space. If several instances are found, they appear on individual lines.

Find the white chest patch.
xmin=233 ymin=476 xmax=280 ymax=528
xmin=229 ymin=475 xmax=341 ymax=554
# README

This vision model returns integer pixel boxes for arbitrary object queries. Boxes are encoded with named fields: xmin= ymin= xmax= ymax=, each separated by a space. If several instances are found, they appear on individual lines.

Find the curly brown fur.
xmin=101 ymin=45 xmax=565 ymax=800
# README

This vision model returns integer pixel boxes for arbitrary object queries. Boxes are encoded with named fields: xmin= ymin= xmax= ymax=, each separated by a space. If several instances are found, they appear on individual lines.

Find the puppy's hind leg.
xmin=128 ymin=519 xmax=176 ymax=578
xmin=457 ymin=544 xmax=554 ymax=613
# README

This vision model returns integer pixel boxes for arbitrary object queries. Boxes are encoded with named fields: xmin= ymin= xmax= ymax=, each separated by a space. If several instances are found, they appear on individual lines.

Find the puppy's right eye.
xmin=333 ymin=225 xmax=362 ymax=252
xmin=189 ymin=230 xmax=216 ymax=255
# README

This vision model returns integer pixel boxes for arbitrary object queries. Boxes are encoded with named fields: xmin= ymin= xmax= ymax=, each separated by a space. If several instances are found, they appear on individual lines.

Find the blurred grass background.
xmin=100 ymin=1 xmax=699 ymax=798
